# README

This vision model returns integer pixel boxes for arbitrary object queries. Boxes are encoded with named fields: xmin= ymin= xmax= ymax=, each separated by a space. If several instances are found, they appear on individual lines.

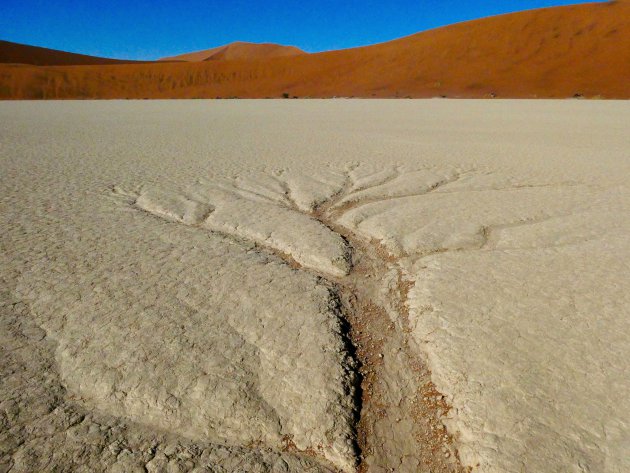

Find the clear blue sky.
xmin=1 ymin=0 xmax=602 ymax=60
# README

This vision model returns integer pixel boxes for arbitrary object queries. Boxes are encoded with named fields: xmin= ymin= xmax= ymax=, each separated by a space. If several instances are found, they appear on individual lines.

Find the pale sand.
xmin=1 ymin=100 xmax=629 ymax=472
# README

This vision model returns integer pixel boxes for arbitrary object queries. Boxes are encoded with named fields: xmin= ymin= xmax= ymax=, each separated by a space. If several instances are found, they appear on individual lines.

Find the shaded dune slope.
xmin=159 ymin=42 xmax=306 ymax=62
xmin=0 ymin=40 xmax=146 ymax=66
xmin=0 ymin=2 xmax=628 ymax=99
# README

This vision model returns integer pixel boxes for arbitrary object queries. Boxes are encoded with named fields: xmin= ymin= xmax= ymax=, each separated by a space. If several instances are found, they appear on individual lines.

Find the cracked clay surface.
xmin=2 ymin=100 xmax=630 ymax=472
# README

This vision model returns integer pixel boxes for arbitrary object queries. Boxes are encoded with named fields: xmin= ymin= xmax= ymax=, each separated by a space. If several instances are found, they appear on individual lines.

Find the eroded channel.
xmin=116 ymin=166 xmax=469 ymax=472
xmin=309 ymin=181 xmax=464 ymax=473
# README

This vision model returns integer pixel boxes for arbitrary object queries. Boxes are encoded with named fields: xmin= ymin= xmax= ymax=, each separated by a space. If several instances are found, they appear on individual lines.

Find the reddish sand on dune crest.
xmin=0 ymin=40 xmax=146 ymax=66
xmin=0 ymin=2 xmax=628 ymax=99
xmin=159 ymin=42 xmax=306 ymax=62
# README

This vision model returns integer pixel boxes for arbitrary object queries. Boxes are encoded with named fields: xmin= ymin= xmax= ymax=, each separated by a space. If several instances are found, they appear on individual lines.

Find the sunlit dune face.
xmin=0 ymin=2 xmax=628 ymax=99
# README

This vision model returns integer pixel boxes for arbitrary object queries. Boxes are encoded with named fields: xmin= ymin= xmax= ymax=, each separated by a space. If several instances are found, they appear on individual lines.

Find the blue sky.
xmin=1 ymin=1 xmax=602 ymax=60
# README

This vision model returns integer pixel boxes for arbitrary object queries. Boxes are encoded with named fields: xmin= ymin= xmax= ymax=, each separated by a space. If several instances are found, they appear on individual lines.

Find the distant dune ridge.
xmin=0 ymin=2 xmax=628 ymax=99
xmin=158 ymin=42 xmax=306 ymax=62
xmin=0 ymin=40 xmax=145 ymax=66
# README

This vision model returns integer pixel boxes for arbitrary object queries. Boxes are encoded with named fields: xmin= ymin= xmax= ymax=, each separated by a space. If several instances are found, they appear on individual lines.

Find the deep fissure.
xmin=296 ymin=187 xmax=465 ymax=472
xmin=124 ymin=170 xmax=468 ymax=472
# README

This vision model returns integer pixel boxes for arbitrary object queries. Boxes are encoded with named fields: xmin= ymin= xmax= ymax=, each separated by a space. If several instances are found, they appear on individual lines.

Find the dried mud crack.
xmin=304 ymin=190 xmax=466 ymax=473
xmin=118 ymin=168 xmax=470 ymax=472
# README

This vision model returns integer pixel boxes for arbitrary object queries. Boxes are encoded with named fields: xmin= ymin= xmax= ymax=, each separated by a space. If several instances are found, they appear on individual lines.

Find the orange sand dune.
xmin=0 ymin=40 xmax=146 ymax=66
xmin=159 ymin=42 xmax=306 ymax=62
xmin=1 ymin=2 xmax=628 ymax=99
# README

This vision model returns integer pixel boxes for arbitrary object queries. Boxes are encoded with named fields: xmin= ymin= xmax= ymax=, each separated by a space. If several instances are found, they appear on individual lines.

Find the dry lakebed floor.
xmin=1 ymin=100 xmax=629 ymax=473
